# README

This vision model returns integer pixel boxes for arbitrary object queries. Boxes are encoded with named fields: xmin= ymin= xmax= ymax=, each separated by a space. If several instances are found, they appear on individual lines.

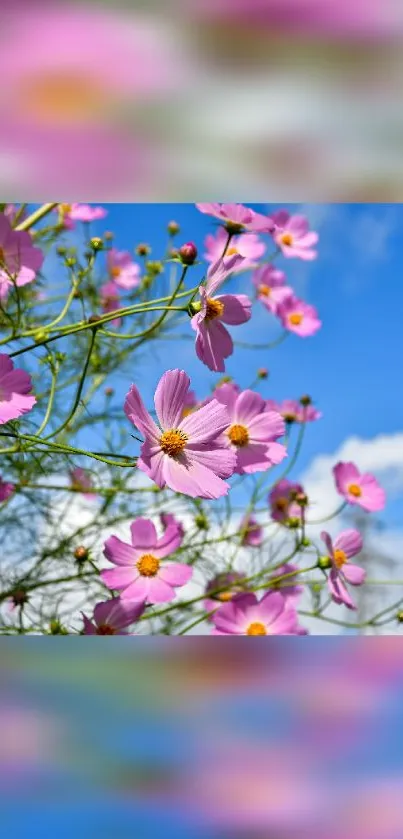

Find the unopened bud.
xmin=195 ymin=513 xmax=209 ymax=530
xmin=74 ymin=546 xmax=89 ymax=564
xmin=104 ymin=231 xmax=114 ymax=241
xmin=318 ymin=556 xmax=332 ymax=570
xmin=168 ymin=220 xmax=180 ymax=236
xmin=397 ymin=611 xmax=403 ymax=623
xmin=294 ymin=491 xmax=309 ymax=507
xmin=136 ymin=243 xmax=150 ymax=257
xmin=11 ymin=588 xmax=29 ymax=608
xmin=257 ymin=367 xmax=269 ymax=379
xmin=87 ymin=314 xmax=102 ymax=325
xmin=178 ymin=242 xmax=197 ymax=266
xmin=49 ymin=620 xmax=68 ymax=635
xmin=57 ymin=246 xmax=67 ymax=256
xmin=104 ymin=387 xmax=114 ymax=397
xmin=300 ymin=394 xmax=312 ymax=406
xmin=90 ymin=237 xmax=103 ymax=251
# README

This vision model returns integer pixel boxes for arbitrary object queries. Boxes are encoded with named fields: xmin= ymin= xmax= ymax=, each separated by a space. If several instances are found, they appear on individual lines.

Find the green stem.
xmin=16 ymin=203 xmax=58 ymax=231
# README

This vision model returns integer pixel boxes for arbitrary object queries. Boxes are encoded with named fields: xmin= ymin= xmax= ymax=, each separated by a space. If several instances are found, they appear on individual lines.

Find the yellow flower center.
xmin=275 ymin=497 xmax=289 ymax=512
xmin=181 ymin=407 xmax=194 ymax=419
xmin=205 ymin=297 xmax=224 ymax=320
xmin=96 ymin=624 xmax=116 ymax=635
xmin=280 ymin=232 xmax=294 ymax=247
xmin=60 ymin=204 xmax=72 ymax=215
xmin=228 ymin=424 xmax=249 ymax=447
xmin=258 ymin=284 xmax=271 ymax=297
xmin=348 ymin=483 xmax=362 ymax=497
xmin=137 ymin=553 xmax=160 ymax=577
xmin=289 ymin=313 xmax=303 ymax=326
xmin=19 ymin=73 xmax=105 ymax=124
xmin=333 ymin=549 xmax=348 ymax=569
xmin=246 ymin=622 xmax=267 ymax=636
xmin=159 ymin=428 xmax=188 ymax=457
xmin=110 ymin=266 xmax=122 ymax=278
xmin=226 ymin=246 xmax=239 ymax=256
xmin=217 ymin=591 xmax=234 ymax=602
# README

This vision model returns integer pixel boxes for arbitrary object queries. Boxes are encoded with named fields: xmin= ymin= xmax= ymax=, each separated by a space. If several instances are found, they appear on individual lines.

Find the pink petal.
xmin=130 ymin=518 xmax=157 ymax=549
xmin=334 ymin=528 xmax=363 ymax=559
xmin=155 ymin=524 xmax=183 ymax=558
xmin=154 ymin=369 xmax=191 ymax=429
xmin=233 ymin=389 xmax=265 ymax=425
xmin=320 ymin=531 xmax=334 ymax=557
xmin=217 ymin=294 xmax=252 ymax=325
xmin=179 ymin=397 xmax=231 ymax=443
xmin=342 ymin=564 xmax=366 ymax=586
xmin=101 ymin=566 xmax=137 ymax=590
xmin=186 ymin=447 xmax=236 ymax=480
xmin=206 ymin=255 xmax=246 ymax=296
xmin=247 ymin=410 xmax=285 ymax=442
xmin=147 ymin=577 xmax=176 ymax=603
xmin=119 ymin=576 xmax=150 ymax=602
xmin=236 ymin=443 xmax=276 ymax=474
xmin=158 ymin=562 xmax=193 ymax=586
xmin=328 ymin=569 xmax=356 ymax=610
xmin=162 ymin=454 xmax=230 ymax=499
xmin=254 ymin=591 xmax=287 ymax=624
xmin=124 ymin=384 xmax=160 ymax=442
xmin=104 ymin=535 xmax=137 ymax=566
xmin=333 ymin=461 xmax=360 ymax=494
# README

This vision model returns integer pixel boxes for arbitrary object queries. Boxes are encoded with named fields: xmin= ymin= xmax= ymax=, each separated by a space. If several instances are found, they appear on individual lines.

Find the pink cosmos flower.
xmin=0 ymin=6 xmax=181 ymax=130
xmin=269 ymin=563 xmax=304 ymax=603
xmin=191 ymin=257 xmax=252 ymax=372
xmin=102 ymin=516 xmax=191 ymax=603
xmin=196 ymin=203 xmax=274 ymax=233
xmin=321 ymin=529 xmax=365 ymax=610
xmin=204 ymin=227 xmax=266 ymax=270
xmin=160 ymin=512 xmax=185 ymax=538
xmin=82 ymin=597 xmax=145 ymax=635
xmin=266 ymin=398 xmax=321 ymax=423
xmin=269 ymin=478 xmax=305 ymax=523
xmin=214 ymin=386 xmax=286 ymax=475
xmin=0 ymin=355 xmax=36 ymax=424
xmin=0 ymin=213 xmax=44 ymax=300
xmin=252 ymin=264 xmax=292 ymax=313
xmin=204 ymin=571 xmax=248 ymax=617
xmin=70 ymin=468 xmax=96 ymax=500
xmin=277 ymin=294 xmax=321 ymax=336
xmin=124 ymin=369 xmax=237 ymax=499
xmin=100 ymin=281 xmax=122 ymax=328
xmin=212 ymin=591 xmax=305 ymax=635
xmin=107 ymin=249 xmax=141 ymax=290
xmin=333 ymin=461 xmax=386 ymax=512
xmin=271 ymin=210 xmax=318 ymax=260
xmin=0 ymin=476 xmax=15 ymax=502
xmin=240 ymin=514 xmax=263 ymax=546
xmin=58 ymin=203 xmax=107 ymax=228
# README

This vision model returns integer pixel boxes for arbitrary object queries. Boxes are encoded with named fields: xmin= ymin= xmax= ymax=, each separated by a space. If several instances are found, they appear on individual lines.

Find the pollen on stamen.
xmin=96 ymin=624 xmax=116 ymax=635
xmin=205 ymin=297 xmax=224 ymax=320
xmin=281 ymin=233 xmax=294 ymax=246
xmin=289 ymin=313 xmax=303 ymax=326
xmin=228 ymin=424 xmax=249 ymax=447
xmin=334 ymin=549 xmax=348 ymax=569
xmin=110 ymin=266 xmax=122 ymax=278
xmin=160 ymin=429 xmax=188 ymax=457
xmin=226 ymin=246 xmax=239 ymax=257
xmin=246 ymin=622 xmax=267 ymax=636
xmin=348 ymin=483 xmax=362 ymax=498
xmin=258 ymin=284 xmax=271 ymax=297
xmin=275 ymin=497 xmax=289 ymax=512
xmin=137 ymin=554 xmax=160 ymax=577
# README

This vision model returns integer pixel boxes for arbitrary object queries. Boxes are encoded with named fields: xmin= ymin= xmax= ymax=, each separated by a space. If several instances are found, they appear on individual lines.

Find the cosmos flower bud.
xmin=294 ymin=491 xmax=309 ymax=507
xmin=168 ymin=220 xmax=180 ymax=236
xmin=11 ymin=588 xmax=29 ymax=608
xmin=397 ymin=611 xmax=403 ymax=623
xmin=104 ymin=231 xmax=114 ymax=241
xmin=257 ymin=368 xmax=269 ymax=379
xmin=90 ymin=237 xmax=103 ymax=251
xmin=300 ymin=394 xmax=312 ymax=406
xmin=104 ymin=387 xmax=114 ymax=397
xmin=318 ymin=556 xmax=332 ymax=570
xmin=74 ymin=546 xmax=89 ymax=564
xmin=87 ymin=314 xmax=103 ymax=325
xmin=49 ymin=620 xmax=68 ymax=635
xmin=178 ymin=242 xmax=197 ymax=265
xmin=136 ymin=243 xmax=150 ymax=256
xmin=195 ymin=512 xmax=209 ymax=530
